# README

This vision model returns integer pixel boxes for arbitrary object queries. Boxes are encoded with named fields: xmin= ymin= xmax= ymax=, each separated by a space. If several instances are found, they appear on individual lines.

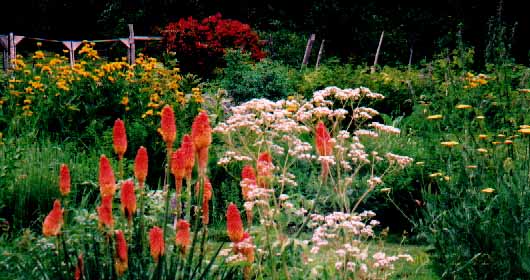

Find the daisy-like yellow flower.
xmin=478 ymin=134 xmax=488 ymax=140
xmin=477 ymin=148 xmax=488 ymax=153
xmin=441 ymin=141 xmax=459 ymax=147
xmin=427 ymin=114 xmax=443 ymax=120
xmin=504 ymin=140 xmax=513 ymax=145
xmin=481 ymin=188 xmax=495 ymax=193
xmin=466 ymin=165 xmax=478 ymax=169
xmin=518 ymin=128 xmax=530 ymax=135
xmin=476 ymin=116 xmax=485 ymax=120
xmin=429 ymin=172 xmax=443 ymax=178
xmin=455 ymin=104 xmax=472 ymax=109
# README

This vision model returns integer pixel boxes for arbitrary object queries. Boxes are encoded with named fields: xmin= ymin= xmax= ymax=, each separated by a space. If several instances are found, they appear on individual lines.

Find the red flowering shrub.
xmin=162 ymin=13 xmax=266 ymax=76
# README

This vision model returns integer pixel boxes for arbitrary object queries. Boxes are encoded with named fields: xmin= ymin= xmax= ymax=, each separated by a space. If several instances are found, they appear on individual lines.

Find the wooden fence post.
xmin=0 ymin=35 xmax=8 ymax=71
xmin=315 ymin=39 xmax=325 ymax=69
xmin=301 ymin=33 xmax=315 ymax=69
xmin=62 ymin=41 xmax=82 ymax=68
xmin=128 ymin=24 xmax=135 ymax=65
xmin=371 ymin=31 xmax=384 ymax=74
xmin=8 ymin=33 xmax=15 ymax=69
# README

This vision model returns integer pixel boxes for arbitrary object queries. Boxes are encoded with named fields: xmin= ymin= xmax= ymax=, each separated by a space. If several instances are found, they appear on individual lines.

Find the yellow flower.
xmin=380 ymin=188 xmax=391 ymax=193
xmin=518 ymin=128 xmax=530 ymax=135
xmin=478 ymin=134 xmax=488 ymax=140
xmin=415 ymin=161 xmax=425 ymax=166
xmin=481 ymin=188 xmax=495 ymax=193
xmin=504 ymin=140 xmax=513 ymax=145
xmin=491 ymin=141 xmax=502 ymax=145
xmin=441 ymin=141 xmax=459 ymax=147
xmin=455 ymin=104 xmax=472 ymax=109
xmin=23 ymin=99 xmax=31 ymax=105
xmin=429 ymin=172 xmax=443 ymax=178
xmin=476 ymin=116 xmax=485 ymax=120
xmin=427 ymin=114 xmax=443 ymax=120
xmin=120 ymin=96 xmax=129 ymax=106
xmin=32 ymin=51 xmax=45 ymax=59
xmin=466 ymin=165 xmax=478 ymax=169
xmin=477 ymin=148 xmax=488 ymax=153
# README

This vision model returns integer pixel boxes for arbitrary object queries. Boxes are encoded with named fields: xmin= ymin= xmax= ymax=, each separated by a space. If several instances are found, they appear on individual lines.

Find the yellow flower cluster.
xmin=464 ymin=72 xmax=490 ymax=89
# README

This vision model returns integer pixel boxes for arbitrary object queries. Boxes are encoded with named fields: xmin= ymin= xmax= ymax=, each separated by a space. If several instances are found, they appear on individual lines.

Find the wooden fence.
xmin=0 ymin=24 xmax=162 ymax=71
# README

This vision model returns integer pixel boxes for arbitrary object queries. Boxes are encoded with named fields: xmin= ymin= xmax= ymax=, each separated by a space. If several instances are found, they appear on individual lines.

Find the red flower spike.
xmin=74 ymin=253 xmax=84 ymax=280
xmin=315 ymin=121 xmax=333 ymax=156
xmin=120 ymin=180 xmax=137 ymax=223
xmin=149 ymin=226 xmax=165 ymax=262
xmin=97 ymin=195 xmax=114 ymax=229
xmin=114 ymin=230 xmax=128 ymax=276
xmin=191 ymin=111 xmax=212 ymax=150
xmin=241 ymin=165 xmax=256 ymax=200
xmin=113 ymin=119 xmax=127 ymax=160
xmin=180 ymin=135 xmax=195 ymax=181
xmin=99 ymin=155 xmax=116 ymax=197
xmin=195 ymin=178 xmax=213 ymax=201
xmin=59 ymin=164 xmax=71 ymax=196
xmin=134 ymin=146 xmax=148 ymax=186
xmin=202 ymin=199 xmax=210 ymax=225
xmin=42 ymin=199 xmax=64 ymax=237
xmin=160 ymin=105 xmax=177 ymax=150
xmin=240 ymin=232 xmax=255 ymax=263
xmin=175 ymin=219 xmax=191 ymax=253
xmin=171 ymin=148 xmax=186 ymax=194
xmin=257 ymin=152 xmax=273 ymax=188
xmin=226 ymin=203 xmax=244 ymax=243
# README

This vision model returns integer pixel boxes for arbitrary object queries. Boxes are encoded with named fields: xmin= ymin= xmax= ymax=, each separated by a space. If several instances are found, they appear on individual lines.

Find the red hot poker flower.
xmin=160 ymin=105 xmax=177 ymax=150
xmin=42 ymin=199 xmax=64 ymax=237
xmin=191 ymin=111 xmax=212 ymax=150
xmin=180 ymin=135 xmax=195 ymax=181
xmin=74 ymin=253 xmax=84 ymax=280
xmin=113 ymin=119 xmax=127 ymax=160
xmin=134 ymin=146 xmax=148 ymax=187
xmin=97 ymin=195 xmax=114 ymax=229
xmin=226 ymin=203 xmax=244 ymax=243
xmin=59 ymin=164 xmax=71 ymax=196
xmin=191 ymin=111 xmax=212 ymax=176
xmin=171 ymin=148 xmax=186 ymax=194
xmin=315 ymin=121 xmax=333 ymax=156
xmin=257 ymin=152 xmax=273 ymax=188
xmin=114 ymin=230 xmax=128 ymax=276
xmin=99 ymin=155 xmax=116 ymax=197
xmin=120 ymin=180 xmax=137 ymax=223
xmin=240 ymin=165 xmax=256 ymax=200
xmin=175 ymin=219 xmax=191 ymax=253
xmin=149 ymin=226 xmax=165 ymax=262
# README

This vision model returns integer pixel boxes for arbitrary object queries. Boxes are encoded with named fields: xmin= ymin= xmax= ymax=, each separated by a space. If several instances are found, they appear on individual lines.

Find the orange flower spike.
xmin=191 ymin=111 xmax=212 ymax=150
xmin=180 ymin=135 xmax=195 ymax=181
xmin=195 ymin=178 xmax=213 ymax=201
xmin=175 ymin=219 xmax=191 ymax=253
xmin=112 ymin=118 xmax=127 ymax=160
xmin=315 ymin=121 xmax=333 ymax=156
xmin=202 ymin=199 xmax=210 ymax=225
xmin=74 ymin=253 xmax=84 ymax=280
xmin=171 ymin=148 xmax=186 ymax=194
xmin=114 ymin=230 xmax=128 ymax=276
xmin=241 ymin=232 xmax=255 ymax=263
xmin=257 ymin=152 xmax=273 ymax=187
xmin=241 ymin=165 xmax=256 ymax=200
xmin=99 ymin=155 xmax=116 ymax=197
xmin=120 ymin=180 xmax=137 ymax=223
xmin=160 ymin=105 xmax=177 ymax=150
xmin=149 ymin=226 xmax=165 ymax=262
xmin=97 ymin=195 xmax=114 ymax=229
xmin=226 ymin=203 xmax=244 ymax=243
xmin=42 ymin=199 xmax=64 ymax=237
xmin=59 ymin=164 xmax=71 ymax=196
xmin=134 ymin=146 xmax=148 ymax=187
xmin=191 ymin=111 xmax=212 ymax=175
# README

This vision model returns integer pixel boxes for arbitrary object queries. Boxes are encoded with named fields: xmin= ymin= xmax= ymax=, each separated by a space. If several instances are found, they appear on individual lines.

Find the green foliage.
xmin=259 ymin=28 xmax=309 ymax=67
xmin=217 ymin=50 xmax=295 ymax=103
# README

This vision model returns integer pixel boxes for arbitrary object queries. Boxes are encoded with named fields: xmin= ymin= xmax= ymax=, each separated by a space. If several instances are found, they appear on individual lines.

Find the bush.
xmin=217 ymin=50 xmax=294 ymax=103
xmin=162 ymin=13 xmax=266 ymax=76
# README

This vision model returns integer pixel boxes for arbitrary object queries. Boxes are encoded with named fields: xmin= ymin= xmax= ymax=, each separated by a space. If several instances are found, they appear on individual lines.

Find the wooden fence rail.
xmin=0 ymin=24 xmax=162 ymax=71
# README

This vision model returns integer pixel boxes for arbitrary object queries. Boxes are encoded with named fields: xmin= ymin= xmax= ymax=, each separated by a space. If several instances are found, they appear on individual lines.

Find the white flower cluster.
xmin=369 ymin=122 xmax=401 ymax=135
xmin=385 ymin=152 xmax=414 ymax=168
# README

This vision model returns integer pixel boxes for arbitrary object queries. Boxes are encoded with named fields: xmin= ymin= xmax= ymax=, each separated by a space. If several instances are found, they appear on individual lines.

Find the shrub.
xmin=217 ymin=50 xmax=294 ymax=103
xmin=162 ymin=13 xmax=266 ymax=76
